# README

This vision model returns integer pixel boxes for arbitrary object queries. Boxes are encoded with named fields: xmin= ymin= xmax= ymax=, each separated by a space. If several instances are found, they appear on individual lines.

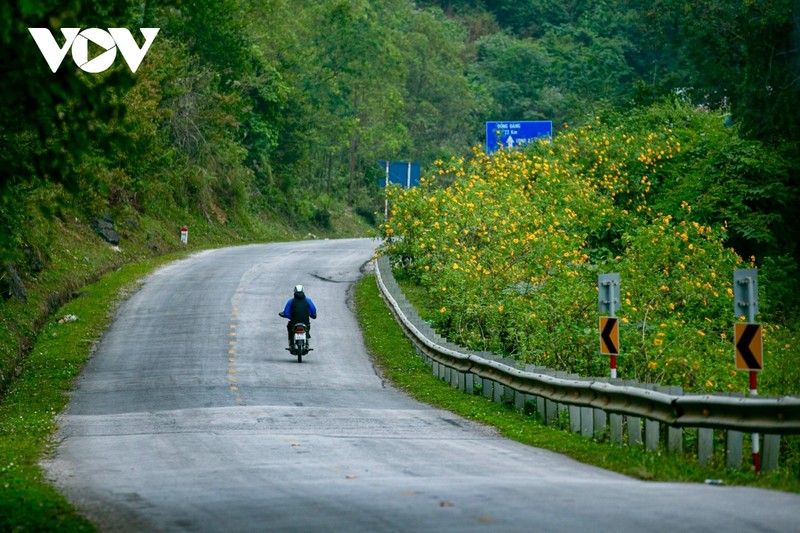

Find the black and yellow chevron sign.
xmin=599 ymin=316 xmax=619 ymax=355
xmin=734 ymin=322 xmax=763 ymax=371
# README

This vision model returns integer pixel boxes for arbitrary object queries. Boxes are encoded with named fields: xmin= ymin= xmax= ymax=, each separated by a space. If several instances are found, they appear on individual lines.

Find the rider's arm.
xmin=308 ymin=298 xmax=317 ymax=319
xmin=282 ymin=299 xmax=292 ymax=319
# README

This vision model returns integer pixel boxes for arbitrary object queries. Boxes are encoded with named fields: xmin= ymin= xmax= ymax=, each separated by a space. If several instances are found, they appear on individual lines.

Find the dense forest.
xmin=1 ymin=1 xmax=798 ymax=378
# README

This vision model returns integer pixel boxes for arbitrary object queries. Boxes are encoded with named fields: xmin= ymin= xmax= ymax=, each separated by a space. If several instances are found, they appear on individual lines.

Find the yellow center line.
xmin=228 ymin=305 xmax=243 ymax=400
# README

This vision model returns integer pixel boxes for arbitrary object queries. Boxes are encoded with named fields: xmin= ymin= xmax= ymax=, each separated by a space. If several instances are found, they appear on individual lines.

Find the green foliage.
xmin=381 ymin=101 xmax=799 ymax=395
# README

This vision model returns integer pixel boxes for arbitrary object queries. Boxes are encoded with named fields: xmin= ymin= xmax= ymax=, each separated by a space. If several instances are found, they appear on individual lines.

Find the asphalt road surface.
xmin=45 ymin=238 xmax=800 ymax=532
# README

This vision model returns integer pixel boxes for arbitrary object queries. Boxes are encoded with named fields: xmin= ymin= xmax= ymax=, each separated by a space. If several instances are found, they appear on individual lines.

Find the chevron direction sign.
xmin=734 ymin=322 xmax=763 ymax=371
xmin=599 ymin=316 xmax=619 ymax=355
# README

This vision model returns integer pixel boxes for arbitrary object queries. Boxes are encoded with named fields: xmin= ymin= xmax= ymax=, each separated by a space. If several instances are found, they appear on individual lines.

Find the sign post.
xmin=384 ymin=160 xmax=390 ymax=219
xmin=598 ymin=273 xmax=621 ymax=378
xmin=733 ymin=268 xmax=761 ymax=472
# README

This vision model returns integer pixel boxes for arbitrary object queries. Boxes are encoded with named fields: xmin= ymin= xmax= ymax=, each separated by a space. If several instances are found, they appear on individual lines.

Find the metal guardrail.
xmin=374 ymin=256 xmax=800 ymax=435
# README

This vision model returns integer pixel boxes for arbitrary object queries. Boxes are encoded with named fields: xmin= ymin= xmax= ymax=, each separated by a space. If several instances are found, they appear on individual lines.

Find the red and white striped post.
xmin=750 ymin=371 xmax=761 ymax=473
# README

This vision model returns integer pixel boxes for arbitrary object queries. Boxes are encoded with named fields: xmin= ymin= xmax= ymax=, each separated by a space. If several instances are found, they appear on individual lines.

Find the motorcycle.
xmin=279 ymin=313 xmax=312 ymax=362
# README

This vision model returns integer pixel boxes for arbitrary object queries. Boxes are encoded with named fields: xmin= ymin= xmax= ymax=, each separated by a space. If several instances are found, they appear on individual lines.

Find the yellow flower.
xmin=647 ymin=361 xmax=658 ymax=369
xmin=653 ymin=338 xmax=663 ymax=346
xmin=440 ymin=307 xmax=447 ymax=313
xmin=705 ymin=380 xmax=714 ymax=388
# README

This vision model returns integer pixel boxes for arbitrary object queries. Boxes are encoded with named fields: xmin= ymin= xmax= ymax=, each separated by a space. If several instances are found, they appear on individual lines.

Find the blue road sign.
xmin=377 ymin=161 xmax=421 ymax=188
xmin=486 ymin=121 xmax=552 ymax=153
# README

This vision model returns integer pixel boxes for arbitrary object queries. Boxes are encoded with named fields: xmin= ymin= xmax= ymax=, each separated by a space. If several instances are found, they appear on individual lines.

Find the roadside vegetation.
xmin=380 ymin=102 xmax=799 ymax=396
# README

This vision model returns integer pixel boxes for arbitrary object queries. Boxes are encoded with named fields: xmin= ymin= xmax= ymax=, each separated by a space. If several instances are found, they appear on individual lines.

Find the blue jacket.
xmin=283 ymin=295 xmax=317 ymax=323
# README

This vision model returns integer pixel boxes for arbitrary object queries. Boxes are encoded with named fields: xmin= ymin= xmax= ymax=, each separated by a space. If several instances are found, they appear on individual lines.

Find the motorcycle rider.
xmin=280 ymin=285 xmax=317 ymax=347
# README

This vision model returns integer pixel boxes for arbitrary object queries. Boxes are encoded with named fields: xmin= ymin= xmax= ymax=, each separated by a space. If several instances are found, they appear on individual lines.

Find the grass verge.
xmin=354 ymin=273 xmax=800 ymax=493
xmin=0 ymin=252 xmax=192 ymax=532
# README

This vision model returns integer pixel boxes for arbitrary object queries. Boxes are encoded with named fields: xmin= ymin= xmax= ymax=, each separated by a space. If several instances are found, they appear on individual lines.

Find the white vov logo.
xmin=28 ymin=28 xmax=159 ymax=73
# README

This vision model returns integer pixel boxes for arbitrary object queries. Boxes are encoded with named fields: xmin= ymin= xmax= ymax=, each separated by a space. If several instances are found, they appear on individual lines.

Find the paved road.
xmin=45 ymin=239 xmax=800 ymax=532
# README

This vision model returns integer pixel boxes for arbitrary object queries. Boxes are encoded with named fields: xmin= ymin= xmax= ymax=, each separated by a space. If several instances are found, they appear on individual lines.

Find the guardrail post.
xmin=567 ymin=376 xmax=582 ymax=433
xmin=536 ymin=395 xmax=546 ymax=420
xmin=503 ymin=384 xmax=516 ymax=406
xmin=593 ymin=378 xmax=609 ymax=440
xmin=667 ymin=386 xmax=683 ymax=455
xmin=667 ymin=425 xmax=683 ymax=455
xmin=545 ymin=398 xmax=558 ymax=425
xmin=514 ymin=390 xmax=526 ymax=412
xmin=698 ymin=428 xmax=714 ymax=467
xmin=627 ymin=417 xmax=643 ymax=446
xmin=623 ymin=380 xmax=642 ymax=446
xmin=465 ymin=373 xmax=474 ymax=394
xmin=726 ymin=430 xmax=743 ymax=470
xmin=580 ymin=406 xmax=594 ymax=438
xmin=642 ymin=385 xmax=660 ymax=451
xmin=762 ymin=434 xmax=780 ymax=472
xmin=482 ymin=378 xmax=493 ymax=400
xmin=493 ymin=381 xmax=504 ymax=404
xmin=569 ymin=404 xmax=582 ymax=433
xmin=593 ymin=409 xmax=608 ymax=440
xmin=610 ymin=414 xmax=623 ymax=445
xmin=558 ymin=372 xmax=572 ymax=421
xmin=645 ymin=418 xmax=660 ymax=452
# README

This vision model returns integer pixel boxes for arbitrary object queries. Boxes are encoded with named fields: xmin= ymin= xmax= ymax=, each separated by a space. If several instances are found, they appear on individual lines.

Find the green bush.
xmin=381 ymin=102 xmax=798 ymax=395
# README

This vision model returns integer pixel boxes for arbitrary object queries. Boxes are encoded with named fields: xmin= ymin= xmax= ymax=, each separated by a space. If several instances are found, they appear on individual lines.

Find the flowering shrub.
xmin=381 ymin=109 xmax=797 ymax=394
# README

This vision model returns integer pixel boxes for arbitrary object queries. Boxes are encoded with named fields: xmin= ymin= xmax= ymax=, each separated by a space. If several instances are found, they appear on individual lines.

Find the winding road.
xmin=45 ymin=238 xmax=800 ymax=532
